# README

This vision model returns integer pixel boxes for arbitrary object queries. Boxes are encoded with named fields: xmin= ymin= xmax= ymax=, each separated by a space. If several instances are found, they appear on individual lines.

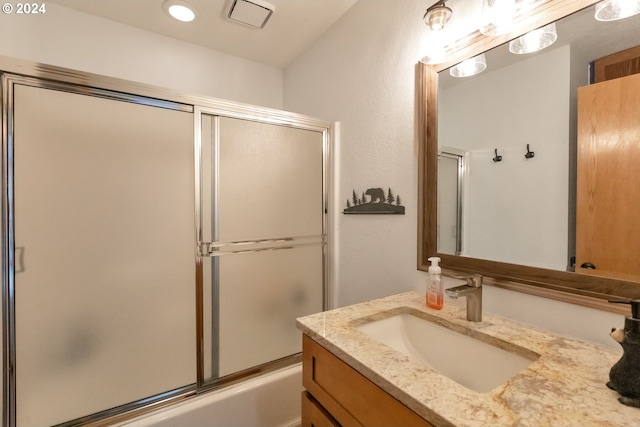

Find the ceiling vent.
xmin=227 ymin=0 xmax=275 ymax=29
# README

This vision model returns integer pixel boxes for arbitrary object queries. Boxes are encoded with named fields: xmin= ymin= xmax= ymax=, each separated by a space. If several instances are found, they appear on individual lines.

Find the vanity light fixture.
xmin=162 ymin=0 xmax=197 ymax=22
xmin=479 ymin=0 xmax=515 ymax=36
xmin=594 ymin=0 xmax=640 ymax=21
xmin=450 ymin=53 xmax=487 ymax=77
xmin=420 ymin=0 xmax=454 ymax=65
xmin=424 ymin=0 xmax=452 ymax=31
xmin=508 ymin=23 xmax=557 ymax=54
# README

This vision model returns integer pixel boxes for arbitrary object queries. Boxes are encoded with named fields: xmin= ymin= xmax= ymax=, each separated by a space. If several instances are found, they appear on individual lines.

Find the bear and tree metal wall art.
xmin=343 ymin=187 xmax=405 ymax=215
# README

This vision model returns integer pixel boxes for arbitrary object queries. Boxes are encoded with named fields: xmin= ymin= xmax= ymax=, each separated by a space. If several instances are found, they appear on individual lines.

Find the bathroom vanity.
xmin=301 ymin=334 xmax=433 ymax=427
xmin=297 ymin=292 xmax=640 ymax=426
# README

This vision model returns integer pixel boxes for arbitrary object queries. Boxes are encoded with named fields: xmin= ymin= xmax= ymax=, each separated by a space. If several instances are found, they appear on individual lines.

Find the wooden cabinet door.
xmin=302 ymin=335 xmax=434 ymax=427
xmin=576 ymin=72 xmax=640 ymax=280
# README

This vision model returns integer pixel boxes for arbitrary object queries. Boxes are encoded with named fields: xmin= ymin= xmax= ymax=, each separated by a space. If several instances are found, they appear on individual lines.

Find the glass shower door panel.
xmin=218 ymin=246 xmax=323 ymax=376
xmin=199 ymin=114 xmax=325 ymax=382
xmin=13 ymin=85 xmax=196 ymax=426
xmin=217 ymin=117 xmax=323 ymax=241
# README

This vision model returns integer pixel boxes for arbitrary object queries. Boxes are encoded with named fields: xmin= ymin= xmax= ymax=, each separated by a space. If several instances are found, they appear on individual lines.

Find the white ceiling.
xmin=47 ymin=0 xmax=359 ymax=69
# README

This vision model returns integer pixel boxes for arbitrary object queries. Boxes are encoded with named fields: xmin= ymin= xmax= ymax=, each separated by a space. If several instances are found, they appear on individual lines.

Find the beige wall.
xmin=0 ymin=3 xmax=284 ymax=109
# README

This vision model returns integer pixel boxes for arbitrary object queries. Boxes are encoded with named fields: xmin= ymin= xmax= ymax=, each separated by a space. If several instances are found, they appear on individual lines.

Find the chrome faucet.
xmin=445 ymin=275 xmax=483 ymax=322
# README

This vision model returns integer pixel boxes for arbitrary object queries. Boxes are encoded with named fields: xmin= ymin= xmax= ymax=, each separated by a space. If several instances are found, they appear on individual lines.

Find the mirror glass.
xmin=436 ymin=4 xmax=640 ymax=282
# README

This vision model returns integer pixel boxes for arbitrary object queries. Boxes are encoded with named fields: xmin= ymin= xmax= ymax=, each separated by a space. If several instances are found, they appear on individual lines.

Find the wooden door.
xmin=593 ymin=45 xmax=640 ymax=83
xmin=576 ymin=72 xmax=640 ymax=281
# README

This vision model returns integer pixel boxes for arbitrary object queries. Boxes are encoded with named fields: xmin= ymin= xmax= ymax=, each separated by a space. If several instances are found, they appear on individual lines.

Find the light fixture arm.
xmin=425 ymin=0 xmax=449 ymax=14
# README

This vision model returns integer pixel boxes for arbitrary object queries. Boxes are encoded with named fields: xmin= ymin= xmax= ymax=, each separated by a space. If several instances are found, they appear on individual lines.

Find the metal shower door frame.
xmin=193 ymin=105 xmax=331 ymax=392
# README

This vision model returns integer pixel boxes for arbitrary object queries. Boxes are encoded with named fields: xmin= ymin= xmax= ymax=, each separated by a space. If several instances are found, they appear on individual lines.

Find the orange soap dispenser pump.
xmin=426 ymin=256 xmax=443 ymax=310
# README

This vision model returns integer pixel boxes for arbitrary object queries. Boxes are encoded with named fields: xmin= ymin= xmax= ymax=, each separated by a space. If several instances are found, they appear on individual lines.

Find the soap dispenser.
xmin=426 ymin=256 xmax=443 ymax=310
xmin=607 ymin=299 xmax=640 ymax=408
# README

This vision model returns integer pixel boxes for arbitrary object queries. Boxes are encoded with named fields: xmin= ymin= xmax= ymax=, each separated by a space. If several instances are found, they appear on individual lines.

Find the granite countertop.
xmin=296 ymin=291 xmax=640 ymax=427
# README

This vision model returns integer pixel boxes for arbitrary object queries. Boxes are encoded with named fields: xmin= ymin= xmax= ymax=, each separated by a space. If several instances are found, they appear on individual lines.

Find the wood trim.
xmin=416 ymin=63 xmax=438 ymax=269
xmin=476 ymin=275 xmax=630 ymax=316
xmin=430 ymin=254 xmax=640 ymax=299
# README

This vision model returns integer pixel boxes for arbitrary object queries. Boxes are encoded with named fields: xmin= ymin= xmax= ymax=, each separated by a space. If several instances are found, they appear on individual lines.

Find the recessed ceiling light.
xmin=162 ymin=0 xmax=197 ymax=22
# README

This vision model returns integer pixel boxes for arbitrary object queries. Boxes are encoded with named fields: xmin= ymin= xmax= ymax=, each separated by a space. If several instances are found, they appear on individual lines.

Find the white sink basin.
xmin=356 ymin=312 xmax=538 ymax=393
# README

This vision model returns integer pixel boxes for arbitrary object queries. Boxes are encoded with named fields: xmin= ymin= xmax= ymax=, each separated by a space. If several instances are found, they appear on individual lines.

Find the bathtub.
xmin=119 ymin=363 xmax=302 ymax=427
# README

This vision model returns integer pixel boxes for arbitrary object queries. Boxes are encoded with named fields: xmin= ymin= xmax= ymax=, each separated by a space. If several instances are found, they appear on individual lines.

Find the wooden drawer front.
xmin=303 ymin=335 xmax=434 ymax=427
xmin=302 ymin=391 xmax=342 ymax=427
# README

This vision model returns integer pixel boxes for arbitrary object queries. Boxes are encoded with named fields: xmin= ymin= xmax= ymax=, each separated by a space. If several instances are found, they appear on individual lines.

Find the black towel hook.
xmin=492 ymin=148 xmax=502 ymax=162
xmin=525 ymin=144 xmax=535 ymax=159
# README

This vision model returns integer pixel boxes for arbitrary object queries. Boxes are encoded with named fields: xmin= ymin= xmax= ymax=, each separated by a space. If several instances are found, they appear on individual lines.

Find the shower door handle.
xmin=16 ymin=246 xmax=25 ymax=273
xmin=197 ymin=235 xmax=323 ymax=257
xmin=198 ymin=241 xmax=295 ymax=257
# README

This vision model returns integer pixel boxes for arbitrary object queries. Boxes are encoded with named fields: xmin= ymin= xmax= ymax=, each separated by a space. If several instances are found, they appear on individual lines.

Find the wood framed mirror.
xmin=418 ymin=0 xmax=640 ymax=303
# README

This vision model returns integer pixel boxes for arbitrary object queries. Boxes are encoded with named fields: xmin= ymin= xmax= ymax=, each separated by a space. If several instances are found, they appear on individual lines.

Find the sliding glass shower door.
xmin=198 ymin=112 xmax=326 ymax=385
xmin=10 ymin=81 xmax=196 ymax=426
xmin=2 ymin=69 xmax=329 ymax=426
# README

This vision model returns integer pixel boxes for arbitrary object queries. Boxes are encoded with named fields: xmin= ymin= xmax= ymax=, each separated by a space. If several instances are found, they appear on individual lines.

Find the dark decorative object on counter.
xmin=343 ymin=187 xmax=405 ymax=215
xmin=607 ymin=299 xmax=640 ymax=408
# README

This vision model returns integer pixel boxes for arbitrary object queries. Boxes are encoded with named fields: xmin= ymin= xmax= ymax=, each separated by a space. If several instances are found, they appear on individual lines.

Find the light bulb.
xmin=449 ymin=54 xmax=487 ymax=78
xmin=479 ymin=0 xmax=515 ymax=36
xmin=508 ymin=23 xmax=558 ymax=54
xmin=595 ymin=0 xmax=640 ymax=21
